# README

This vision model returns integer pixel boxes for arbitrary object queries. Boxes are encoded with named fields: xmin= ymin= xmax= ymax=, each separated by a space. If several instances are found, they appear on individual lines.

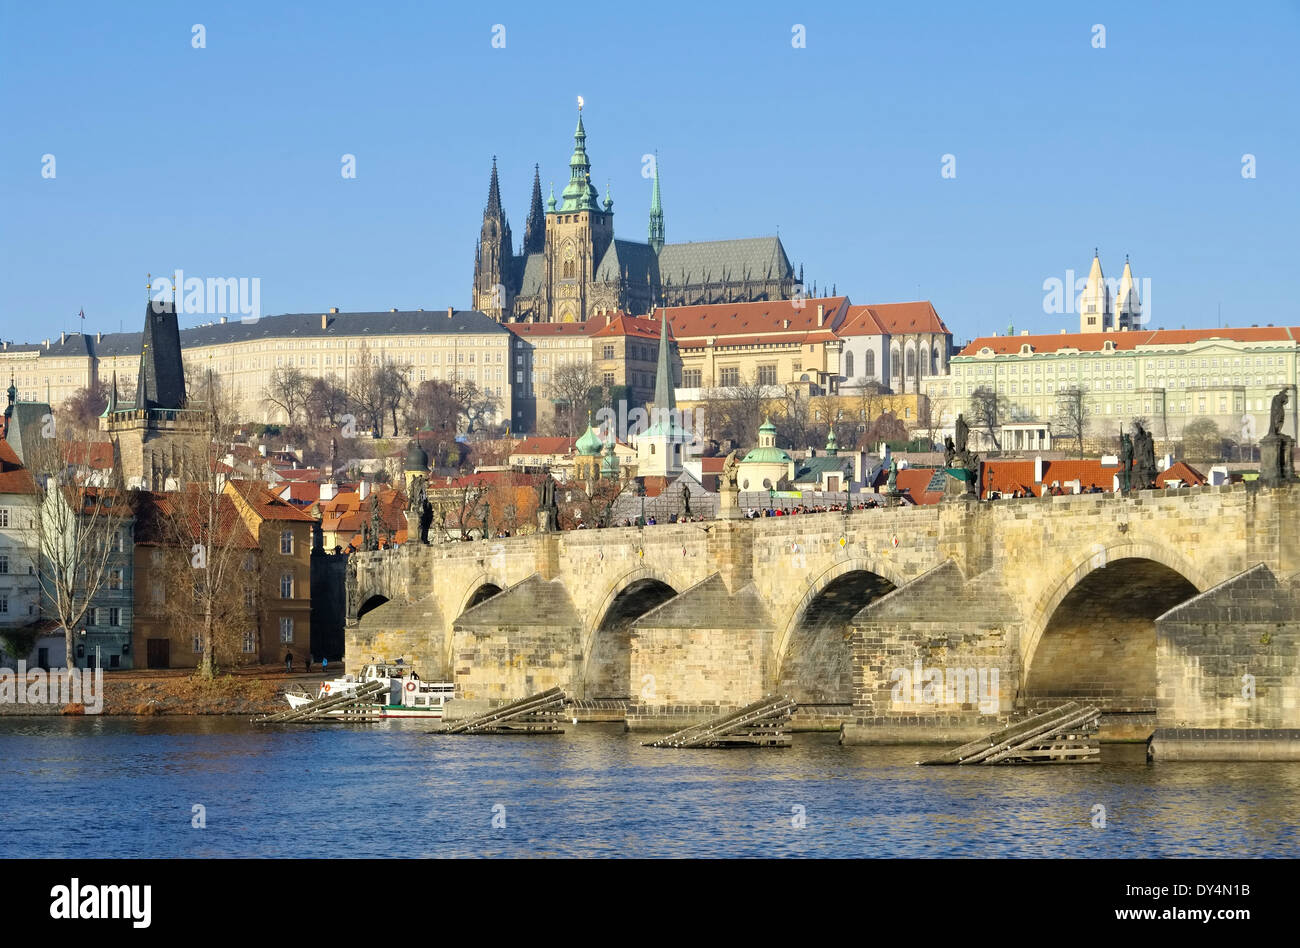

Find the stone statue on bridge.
xmin=1119 ymin=432 xmax=1133 ymax=492
xmin=943 ymin=436 xmax=956 ymax=468
xmin=954 ymin=414 xmax=970 ymax=455
xmin=719 ymin=450 xmax=742 ymax=519
xmin=1260 ymin=388 xmax=1296 ymax=487
xmin=1131 ymin=423 xmax=1157 ymax=491
xmin=681 ymin=483 xmax=692 ymax=518
xmin=536 ymin=471 xmax=559 ymax=533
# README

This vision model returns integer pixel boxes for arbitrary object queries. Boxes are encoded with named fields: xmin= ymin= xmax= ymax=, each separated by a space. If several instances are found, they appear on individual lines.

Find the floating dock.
xmin=919 ymin=701 xmax=1101 ymax=765
xmin=438 ymin=687 xmax=568 ymax=735
xmin=643 ymin=695 xmax=797 ymax=748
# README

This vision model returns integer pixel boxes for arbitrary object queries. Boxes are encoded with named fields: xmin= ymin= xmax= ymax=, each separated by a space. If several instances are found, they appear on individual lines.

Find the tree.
xmin=1053 ymin=386 xmax=1090 ymax=458
xmin=58 ymin=381 xmax=109 ymax=436
xmin=376 ymin=362 xmax=413 ymax=437
xmin=305 ymin=375 xmax=350 ymax=429
xmin=262 ymin=365 xmax=310 ymax=427
xmin=701 ymin=372 xmax=768 ymax=447
xmin=970 ymin=386 xmax=1002 ymax=451
xmin=348 ymin=345 xmax=387 ymax=436
xmin=548 ymin=361 xmax=600 ymax=438
xmin=866 ymin=411 xmax=908 ymax=446
xmin=25 ymin=429 xmax=130 ymax=672
xmin=1182 ymin=417 xmax=1224 ymax=462
xmin=912 ymin=395 xmax=944 ymax=450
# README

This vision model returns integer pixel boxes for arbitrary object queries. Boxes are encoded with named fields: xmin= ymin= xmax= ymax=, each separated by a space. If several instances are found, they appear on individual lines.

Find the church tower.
xmin=544 ymin=107 xmax=614 ymax=322
xmin=648 ymin=154 xmax=665 ymax=256
xmin=473 ymin=158 xmax=514 ymax=319
xmin=522 ymin=164 xmax=546 ymax=255
xmin=1078 ymin=249 xmax=1111 ymax=333
xmin=1114 ymin=255 xmax=1141 ymax=330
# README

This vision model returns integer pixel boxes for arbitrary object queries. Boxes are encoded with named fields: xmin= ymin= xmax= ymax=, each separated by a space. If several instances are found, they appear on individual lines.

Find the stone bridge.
xmin=346 ymin=483 xmax=1300 ymax=758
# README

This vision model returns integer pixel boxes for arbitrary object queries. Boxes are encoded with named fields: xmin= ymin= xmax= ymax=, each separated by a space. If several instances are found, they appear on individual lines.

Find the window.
xmin=108 ymin=569 xmax=123 ymax=591
xmin=844 ymin=352 xmax=854 ymax=377
xmin=0 ymin=596 xmax=7 ymax=614
xmin=0 ymin=508 xmax=9 ymax=528
xmin=602 ymin=372 xmax=614 ymax=386
xmin=108 ymin=607 xmax=120 ymax=627
xmin=280 ymin=531 xmax=293 ymax=555
xmin=243 ymin=630 xmax=256 ymax=654
xmin=114 ymin=530 xmax=126 ymax=553
xmin=720 ymin=367 xmax=740 ymax=388
xmin=602 ymin=345 xmax=614 ymax=360
xmin=281 ymin=573 xmax=294 ymax=598
xmin=245 ymin=586 xmax=255 ymax=608
xmin=279 ymin=617 xmax=295 ymax=643
xmin=0 ymin=554 xmax=8 ymax=575
xmin=864 ymin=351 xmax=875 ymax=377
xmin=683 ymin=369 xmax=702 ymax=388
xmin=757 ymin=365 xmax=777 ymax=386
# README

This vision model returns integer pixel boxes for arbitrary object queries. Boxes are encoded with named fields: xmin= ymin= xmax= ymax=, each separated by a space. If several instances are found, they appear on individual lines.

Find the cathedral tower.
xmin=544 ymin=108 xmax=615 ymax=322
xmin=648 ymin=154 xmax=665 ymax=256
xmin=1078 ymin=249 xmax=1111 ymax=333
xmin=1114 ymin=255 xmax=1141 ymax=330
xmin=473 ymin=158 xmax=514 ymax=318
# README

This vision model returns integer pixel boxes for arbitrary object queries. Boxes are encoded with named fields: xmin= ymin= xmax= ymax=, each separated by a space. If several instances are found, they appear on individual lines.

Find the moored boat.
xmin=285 ymin=661 xmax=454 ymax=719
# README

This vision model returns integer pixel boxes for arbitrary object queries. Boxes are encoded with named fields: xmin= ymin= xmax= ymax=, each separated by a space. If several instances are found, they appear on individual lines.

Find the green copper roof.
xmin=600 ymin=437 xmax=620 ymax=478
xmin=577 ymin=422 xmax=603 ymax=456
xmin=825 ymin=428 xmax=839 ymax=451
xmin=742 ymin=446 xmax=793 ymax=465
xmin=759 ymin=417 xmax=777 ymax=434
xmin=547 ymin=182 xmax=556 ymax=212
xmin=559 ymin=113 xmax=601 ymax=212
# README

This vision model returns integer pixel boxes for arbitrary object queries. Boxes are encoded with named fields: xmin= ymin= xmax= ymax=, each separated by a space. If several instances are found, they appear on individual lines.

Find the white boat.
xmin=285 ymin=661 xmax=455 ymax=719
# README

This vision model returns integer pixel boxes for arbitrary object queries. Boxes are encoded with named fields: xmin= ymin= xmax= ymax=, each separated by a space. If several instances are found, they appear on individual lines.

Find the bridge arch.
xmin=356 ymin=594 xmax=389 ymax=622
xmin=454 ymin=574 xmax=506 ymax=619
xmin=1021 ymin=541 xmax=1204 ymax=712
xmin=772 ymin=557 xmax=906 ymax=705
xmin=580 ymin=568 xmax=681 ymax=700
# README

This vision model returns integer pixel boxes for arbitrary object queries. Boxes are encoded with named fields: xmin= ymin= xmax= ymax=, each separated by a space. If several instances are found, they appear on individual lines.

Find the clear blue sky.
xmin=2 ymin=1 xmax=1297 ymax=345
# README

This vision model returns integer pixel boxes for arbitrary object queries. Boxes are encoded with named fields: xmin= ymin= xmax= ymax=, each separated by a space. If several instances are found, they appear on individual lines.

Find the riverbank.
xmin=0 ymin=666 xmax=335 ymax=715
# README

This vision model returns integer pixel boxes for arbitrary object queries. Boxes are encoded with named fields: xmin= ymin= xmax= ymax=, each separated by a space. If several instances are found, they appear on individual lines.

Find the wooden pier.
xmin=919 ymin=702 xmax=1101 ymax=765
xmin=643 ymin=695 xmax=797 ymax=748
xmin=254 ymin=680 xmax=388 ymax=725
xmin=438 ymin=687 xmax=568 ymax=735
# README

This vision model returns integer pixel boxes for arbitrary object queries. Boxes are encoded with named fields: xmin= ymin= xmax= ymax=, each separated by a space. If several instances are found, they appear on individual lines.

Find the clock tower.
xmin=544 ymin=106 xmax=614 ymax=322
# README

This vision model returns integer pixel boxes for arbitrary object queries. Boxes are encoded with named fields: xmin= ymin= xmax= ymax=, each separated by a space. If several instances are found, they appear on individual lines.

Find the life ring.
xmin=321 ymin=683 xmax=331 ymax=694
xmin=405 ymin=681 xmax=416 ymax=692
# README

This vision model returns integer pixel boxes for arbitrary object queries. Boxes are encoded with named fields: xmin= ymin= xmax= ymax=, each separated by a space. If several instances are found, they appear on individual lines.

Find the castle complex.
xmin=471 ymin=109 xmax=797 ymax=322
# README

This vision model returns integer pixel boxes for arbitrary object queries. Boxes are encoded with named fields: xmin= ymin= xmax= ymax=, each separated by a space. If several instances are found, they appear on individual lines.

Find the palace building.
xmin=472 ymin=108 xmax=798 ymax=323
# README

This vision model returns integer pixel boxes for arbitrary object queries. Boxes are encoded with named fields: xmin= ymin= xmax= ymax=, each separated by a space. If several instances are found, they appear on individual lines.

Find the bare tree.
xmin=911 ymin=395 xmax=944 ymax=451
xmin=970 ymin=386 xmax=1002 ymax=451
xmin=1181 ymin=417 xmax=1224 ymax=462
xmin=25 ymin=428 xmax=130 ymax=671
xmin=305 ymin=375 xmax=350 ymax=428
xmin=1053 ymin=386 xmax=1090 ymax=458
xmin=376 ymin=362 xmax=414 ymax=437
xmin=348 ymin=345 xmax=387 ymax=436
xmin=702 ymin=372 xmax=768 ymax=448
xmin=548 ymin=361 xmax=600 ymax=438
xmin=262 ymin=365 xmax=310 ymax=427
xmin=57 ymin=381 xmax=109 ymax=436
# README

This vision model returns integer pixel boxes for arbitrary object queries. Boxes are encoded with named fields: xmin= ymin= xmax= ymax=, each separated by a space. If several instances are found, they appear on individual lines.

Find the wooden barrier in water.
xmin=919 ymin=701 xmax=1101 ymax=765
xmin=254 ymin=680 xmax=388 ymax=725
xmin=643 ymin=695 xmax=797 ymax=748
xmin=438 ymin=687 xmax=567 ymax=735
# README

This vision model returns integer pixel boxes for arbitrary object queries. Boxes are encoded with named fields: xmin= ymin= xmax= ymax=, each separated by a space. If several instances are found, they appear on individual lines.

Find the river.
xmin=2 ymin=717 xmax=1297 ymax=858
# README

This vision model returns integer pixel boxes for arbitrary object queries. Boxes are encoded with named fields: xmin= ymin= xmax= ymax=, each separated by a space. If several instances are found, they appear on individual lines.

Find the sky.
xmin=2 ymin=1 xmax=1298 ymax=346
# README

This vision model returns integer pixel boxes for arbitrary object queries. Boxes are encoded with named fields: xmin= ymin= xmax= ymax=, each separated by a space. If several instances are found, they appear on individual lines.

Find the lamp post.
xmin=768 ymin=485 xmax=775 ymax=516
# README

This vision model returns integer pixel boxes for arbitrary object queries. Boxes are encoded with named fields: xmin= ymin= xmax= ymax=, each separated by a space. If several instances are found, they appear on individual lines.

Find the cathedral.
xmin=472 ymin=109 xmax=797 ymax=322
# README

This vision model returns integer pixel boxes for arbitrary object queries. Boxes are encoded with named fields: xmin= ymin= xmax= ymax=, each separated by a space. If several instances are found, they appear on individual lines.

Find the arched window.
xmin=865 ymin=350 xmax=875 ymax=378
xmin=563 ymin=260 xmax=574 ymax=279
xmin=932 ymin=347 xmax=940 ymax=374
xmin=891 ymin=347 xmax=901 ymax=378
xmin=906 ymin=348 xmax=916 ymax=379
xmin=844 ymin=351 xmax=854 ymax=378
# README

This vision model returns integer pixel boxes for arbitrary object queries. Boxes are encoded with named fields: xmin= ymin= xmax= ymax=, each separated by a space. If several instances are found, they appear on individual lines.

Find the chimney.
xmin=320 ymin=482 xmax=337 ymax=502
xmin=96 ymin=332 xmax=102 ymax=343
xmin=60 ymin=332 xmax=66 ymax=344
xmin=258 ymin=444 xmax=267 ymax=457
xmin=447 ymin=306 xmax=454 ymax=319
xmin=321 ymin=313 xmax=329 ymax=329
xmin=816 ymin=304 xmax=825 ymax=327
xmin=330 ymin=307 xmax=339 ymax=314
xmin=220 ymin=316 xmax=228 ymax=324
xmin=43 ymin=339 xmax=50 ymax=349
xmin=1034 ymin=456 xmax=1044 ymax=484
xmin=359 ymin=480 xmax=371 ymax=500
xmin=390 ymin=308 xmax=398 ymax=313
xmin=783 ymin=319 xmax=790 ymax=329
xmin=605 ymin=313 xmax=611 ymax=326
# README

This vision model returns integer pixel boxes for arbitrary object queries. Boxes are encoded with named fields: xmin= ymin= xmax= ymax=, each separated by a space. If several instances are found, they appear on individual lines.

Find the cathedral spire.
xmin=523 ymin=164 xmax=545 ymax=254
xmin=485 ymin=156 xmax=504 ymax=218
xmin=561 ymin=107 xmax=600 ymax=212
xmin=648 ymin=153 xmax=665 ymax=255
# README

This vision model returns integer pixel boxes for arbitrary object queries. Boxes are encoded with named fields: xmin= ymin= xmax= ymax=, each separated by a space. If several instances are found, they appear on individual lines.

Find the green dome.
xmin=758 ymin=417 xmax=777 ymax=435
xmin=577 ymin=424 xmax=603 ymax=457
xmin=742 ymin=446 xmax=793 ymax=464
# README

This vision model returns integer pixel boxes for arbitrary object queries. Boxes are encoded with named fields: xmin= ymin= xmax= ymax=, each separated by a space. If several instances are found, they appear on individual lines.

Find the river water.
xmin=2 ymin=717 xmax=1297 ymax=858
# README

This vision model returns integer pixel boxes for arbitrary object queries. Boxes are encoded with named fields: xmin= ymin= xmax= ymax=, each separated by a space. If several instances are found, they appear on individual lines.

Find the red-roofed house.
xmin=979 ymin=457 xmax=1208 ymax=499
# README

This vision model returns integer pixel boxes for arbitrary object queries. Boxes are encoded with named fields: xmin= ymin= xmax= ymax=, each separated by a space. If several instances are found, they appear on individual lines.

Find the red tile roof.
xmin=227 ymin=480 xmax=316 ymax=521
xmin=504 ymin=321 xmax=593 ymax=339
xmin=62 ymin=441 xmax=115 ymax=470
xmin=960 ymin=326 xmax=1299 ymax=357
xmin=980 ymin=458 xmax=1207 ymax=498
xmin=845 ymin=301 xmax=948 ymax=336
xmin=0 ymin=438 xmax=37 ymax=494
xmin=591 ymin=313 xmax=668 ymax=340
xmin=509 ymin=437 xmax=576 ymax=458
xmin=662 ymin=297 xmax=850 ymax=341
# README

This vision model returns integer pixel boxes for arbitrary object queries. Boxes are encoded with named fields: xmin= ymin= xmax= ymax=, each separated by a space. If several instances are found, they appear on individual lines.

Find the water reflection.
xmin=1 ymin=718 xmax=1296 ymax=858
